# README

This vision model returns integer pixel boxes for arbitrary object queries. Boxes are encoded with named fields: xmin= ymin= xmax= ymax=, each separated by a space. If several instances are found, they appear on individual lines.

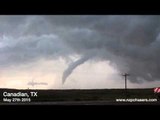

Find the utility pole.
xmin=122 ymin=73 xmax=130 ymax=90
xmin=122 ymin=73 xmax=130 ymax=97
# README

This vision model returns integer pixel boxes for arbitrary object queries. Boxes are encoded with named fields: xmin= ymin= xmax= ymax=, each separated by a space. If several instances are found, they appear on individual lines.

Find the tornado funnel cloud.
xmin=62 ymin=53 xmax=94 ymax=84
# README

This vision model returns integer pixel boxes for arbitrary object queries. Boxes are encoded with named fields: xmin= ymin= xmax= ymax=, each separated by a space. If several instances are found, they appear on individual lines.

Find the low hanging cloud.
xmin=28 ymin=81 xmax=48 ymax=86
xmin=0 ymin=15 xmax=160 ymax=84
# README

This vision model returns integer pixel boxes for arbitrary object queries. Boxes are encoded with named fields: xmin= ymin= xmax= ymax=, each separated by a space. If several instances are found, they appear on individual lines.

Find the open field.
xmin=0 ymin=88 xmax=159 ymax=105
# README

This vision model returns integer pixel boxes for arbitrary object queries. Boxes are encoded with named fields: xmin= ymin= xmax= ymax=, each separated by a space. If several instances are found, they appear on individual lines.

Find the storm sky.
xmin=0 ymin=15 xmax=160 ymax=89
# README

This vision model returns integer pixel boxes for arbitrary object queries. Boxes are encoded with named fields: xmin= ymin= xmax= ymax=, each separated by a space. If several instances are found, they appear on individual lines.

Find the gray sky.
xmin=0 ymin=15 xmax=160 ymax=89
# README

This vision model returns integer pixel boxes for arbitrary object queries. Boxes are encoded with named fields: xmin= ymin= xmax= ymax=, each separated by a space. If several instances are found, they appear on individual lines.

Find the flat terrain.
xmin=0 ymin=88 xmax=159 ymax=105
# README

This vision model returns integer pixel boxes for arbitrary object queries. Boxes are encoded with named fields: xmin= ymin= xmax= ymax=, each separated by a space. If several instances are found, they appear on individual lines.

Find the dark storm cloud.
xmin=0 ymin=15 xmax=160 ymax=83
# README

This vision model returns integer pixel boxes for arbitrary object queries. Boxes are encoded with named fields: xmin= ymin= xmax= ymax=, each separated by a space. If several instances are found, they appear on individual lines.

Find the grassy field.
xmin=0 ymin=88 xmax=159 ymax=103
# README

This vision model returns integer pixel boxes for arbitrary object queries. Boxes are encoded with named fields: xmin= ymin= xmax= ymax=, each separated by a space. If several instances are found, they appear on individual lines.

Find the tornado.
xmin=62 ymin=53 xmax=94 ymax=84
